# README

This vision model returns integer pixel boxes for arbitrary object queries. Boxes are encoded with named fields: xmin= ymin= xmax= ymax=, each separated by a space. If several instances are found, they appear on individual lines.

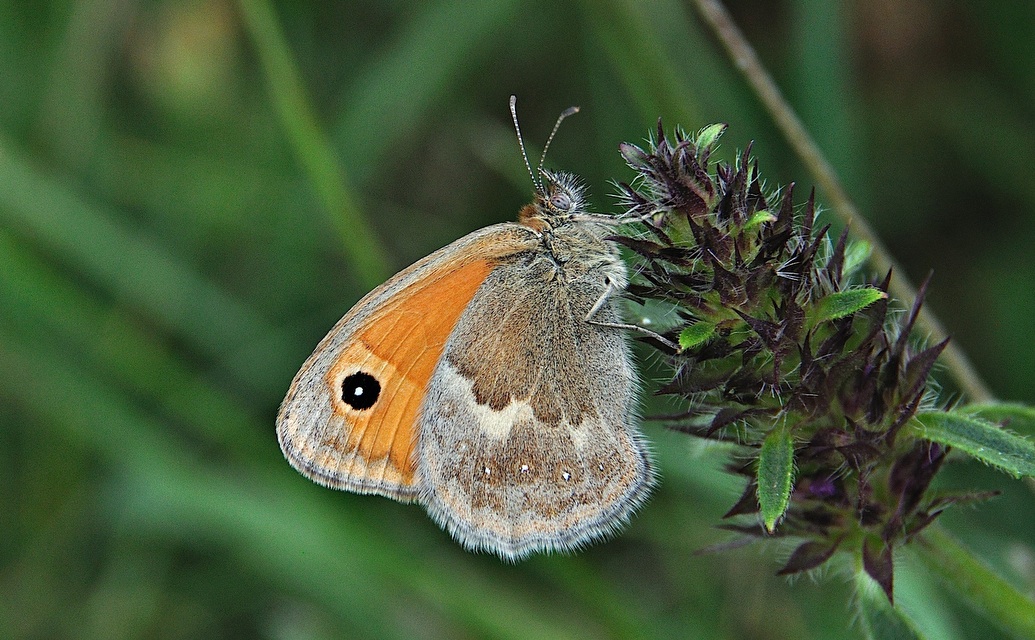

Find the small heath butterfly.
xmin=277 ymin=97 xmax=655 ymax=560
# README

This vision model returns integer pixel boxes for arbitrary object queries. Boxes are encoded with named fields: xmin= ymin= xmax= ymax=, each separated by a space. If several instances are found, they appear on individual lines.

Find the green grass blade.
xmin=332 ymin=0 xmax=522 ymax=184
xmin=579 ymin=0 xmax=700 ymax=127
xmin=0 ymin=331 xmax=596 ymax=640
xmin=0 ymin=230 xmax=258 ymax=453
xmin=917 ymin=527 xmax=1035 ymax=640
xmin=0 ymin=137 xmax=289 ymax=395
xmin=237 ymin=0 xmax=389 ymax=288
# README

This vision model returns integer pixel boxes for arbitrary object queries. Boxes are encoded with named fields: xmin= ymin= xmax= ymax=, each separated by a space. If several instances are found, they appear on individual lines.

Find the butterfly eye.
xmin=341 ymin=372 xmax=380 ymax=410
xmin=550 ymin=192 xmax=572 ymax=211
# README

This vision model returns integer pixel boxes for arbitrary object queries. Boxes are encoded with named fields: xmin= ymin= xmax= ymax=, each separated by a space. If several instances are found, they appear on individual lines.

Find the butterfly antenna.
xmin=510 ymin=95 xmax=541 ymax=192
xmin=538 ymin=104 xmax=580 ymax=178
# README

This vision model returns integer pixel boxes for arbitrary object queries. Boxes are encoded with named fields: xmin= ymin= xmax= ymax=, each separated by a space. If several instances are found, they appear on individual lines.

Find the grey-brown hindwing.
xmin=416 ymin=224 xmax=654 ymax=559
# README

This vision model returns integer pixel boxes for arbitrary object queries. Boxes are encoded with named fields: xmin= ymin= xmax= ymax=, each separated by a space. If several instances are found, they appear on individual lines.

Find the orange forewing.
xmin=323 ymin=258 xmax=495 ymax=487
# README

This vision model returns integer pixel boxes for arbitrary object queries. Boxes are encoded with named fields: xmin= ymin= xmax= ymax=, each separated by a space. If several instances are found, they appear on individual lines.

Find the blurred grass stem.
xmin=690 ymin=0 xmax=994 ymax=403
xmin=917 ymin=526 xmax=1035 ymax=639
xmin=237 ymin=0 xmax=389 ymax=288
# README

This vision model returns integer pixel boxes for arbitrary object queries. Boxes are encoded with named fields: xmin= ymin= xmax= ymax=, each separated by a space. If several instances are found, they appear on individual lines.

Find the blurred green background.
xmin=2 ymin=1 xmax=1033 ymax=638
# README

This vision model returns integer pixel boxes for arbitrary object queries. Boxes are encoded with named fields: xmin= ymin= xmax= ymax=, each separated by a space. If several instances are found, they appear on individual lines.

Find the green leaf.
xmin=843 ymin=239 xmax=873 ymax=278
xmin=758 ymin=427 xmax=795 ymax=532
xmin=743 ymin=209 xmax=776 ymax=231
xmin=678 ymin=321 xmax=716 ymax=350
xmin=811 ymin=287 xmax=887 ymax=324
xmin=958 ymin=402 xmax=1035 ymax=437
xmin=696 ymin=122 xmax=728 ymax=149
xmin=909 ymin=410 xmax=1035 ymax=478
xmin=855 ymin=570 xmax=926 ymax=640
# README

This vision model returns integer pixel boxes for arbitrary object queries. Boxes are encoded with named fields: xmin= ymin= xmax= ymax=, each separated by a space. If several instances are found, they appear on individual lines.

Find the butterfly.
xmin=276 ymin=97 xmax=660 ymax=560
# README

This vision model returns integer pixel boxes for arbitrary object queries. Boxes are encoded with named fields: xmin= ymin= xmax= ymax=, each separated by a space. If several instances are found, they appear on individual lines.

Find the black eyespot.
xmin=341 ymin=372 xmax=380 ymax=410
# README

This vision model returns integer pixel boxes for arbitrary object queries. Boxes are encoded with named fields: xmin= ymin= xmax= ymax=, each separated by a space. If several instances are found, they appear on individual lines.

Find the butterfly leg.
xmin=585 ymin=279 xmax=680 ymax=352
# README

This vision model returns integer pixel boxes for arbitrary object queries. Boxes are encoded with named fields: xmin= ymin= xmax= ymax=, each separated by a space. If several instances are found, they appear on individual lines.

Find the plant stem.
xmin=689 ymin=0 xmax=993 ymax=403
